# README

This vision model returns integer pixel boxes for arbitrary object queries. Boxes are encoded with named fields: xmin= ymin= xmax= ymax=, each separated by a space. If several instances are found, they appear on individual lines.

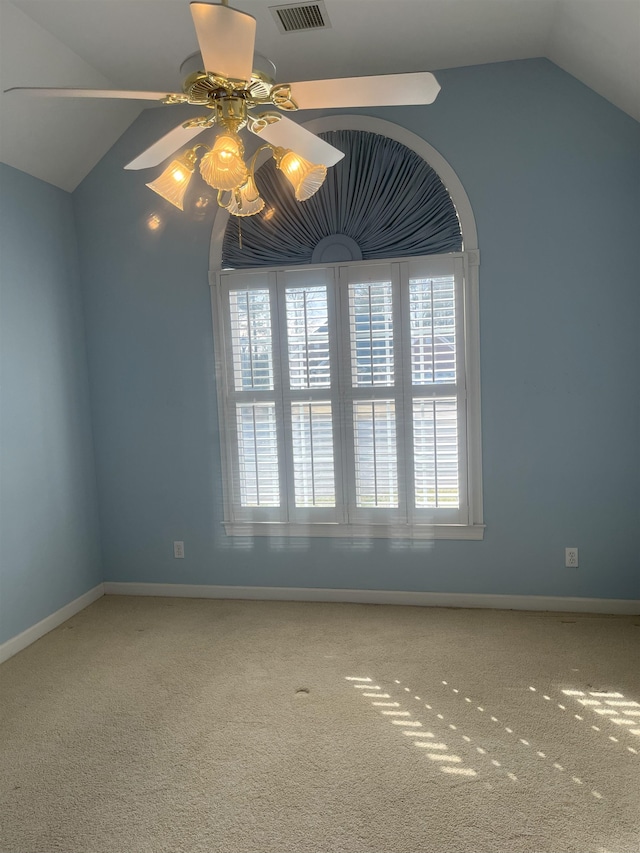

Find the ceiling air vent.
xmin=270 ymin=1 xmax=331 ymax=33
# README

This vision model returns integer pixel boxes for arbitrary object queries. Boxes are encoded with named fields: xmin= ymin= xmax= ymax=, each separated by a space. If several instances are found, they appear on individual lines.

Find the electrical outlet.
xmin=565 ymin=547 xmax=578 ymax=568
xmin=173 ymin=540 xmax=184 ymax=559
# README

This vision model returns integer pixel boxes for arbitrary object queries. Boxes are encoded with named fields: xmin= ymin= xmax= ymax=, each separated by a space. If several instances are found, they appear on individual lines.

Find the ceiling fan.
xmin=5 ymin=0 xmax=441 ymax=217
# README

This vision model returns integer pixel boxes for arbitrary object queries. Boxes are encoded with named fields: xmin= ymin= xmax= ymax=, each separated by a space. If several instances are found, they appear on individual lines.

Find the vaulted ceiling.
xmin=1 ymin=0 xmax=638 ymax=191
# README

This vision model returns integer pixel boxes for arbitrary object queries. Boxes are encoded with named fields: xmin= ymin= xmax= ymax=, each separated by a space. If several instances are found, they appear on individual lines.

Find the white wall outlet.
xmin=565 ymin=547 xmax=578 ymax=568
xmin=173 ymin=540 xmax=184 ymax=559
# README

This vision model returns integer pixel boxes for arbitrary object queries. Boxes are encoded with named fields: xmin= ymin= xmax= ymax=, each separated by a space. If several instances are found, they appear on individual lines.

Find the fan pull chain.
xmin=238 ymin=217 xmax=242 ymax=250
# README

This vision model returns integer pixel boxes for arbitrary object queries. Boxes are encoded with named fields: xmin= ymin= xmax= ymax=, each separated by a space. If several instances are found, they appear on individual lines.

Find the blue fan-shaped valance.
xmin=222 ymin=129 xmax=462 ymax=268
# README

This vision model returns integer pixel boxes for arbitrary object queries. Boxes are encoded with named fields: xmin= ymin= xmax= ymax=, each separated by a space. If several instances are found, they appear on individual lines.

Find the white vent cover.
xmin=270 ymin=1 xmax=331 ymax=33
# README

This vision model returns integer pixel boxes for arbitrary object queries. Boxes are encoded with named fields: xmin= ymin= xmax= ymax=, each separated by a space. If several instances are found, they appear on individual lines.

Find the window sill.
xmin=223 ymin=522 xmax=485 ymax=541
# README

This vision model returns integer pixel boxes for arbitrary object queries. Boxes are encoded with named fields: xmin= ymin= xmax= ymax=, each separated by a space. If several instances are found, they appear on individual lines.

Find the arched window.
xmin=210 ymin=117 xmax=483 ymax=539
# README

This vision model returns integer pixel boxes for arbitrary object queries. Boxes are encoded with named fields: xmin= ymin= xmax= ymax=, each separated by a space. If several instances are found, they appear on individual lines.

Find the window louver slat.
xmin=410 ymin=276 xmax=456 ymax=385
xmin=291 ymin=402 xmax=336 ymax=507
xmin=413 ymin=398 xmax=459 ymax=508
xmin=229 ymin=289 xmax=274 ymax=391
xmin=354 ymin=400 xmax=398 ymax=508
xmin=236 ymin=403 xmax=280 ymax=507
xmin=349 ymin=282 xmax=394 ymax=387
xmin=285 ymin=286 xmax=330 ymax=388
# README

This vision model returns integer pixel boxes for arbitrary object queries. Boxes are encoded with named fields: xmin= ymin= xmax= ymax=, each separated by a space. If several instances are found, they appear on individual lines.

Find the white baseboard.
xmin=0 ymin=583 xmax=104 ymax=665
xmin=103 ymin=583 xmax=640 ymax=615
xmin=1 ymin=582 xmax=635 ymax=666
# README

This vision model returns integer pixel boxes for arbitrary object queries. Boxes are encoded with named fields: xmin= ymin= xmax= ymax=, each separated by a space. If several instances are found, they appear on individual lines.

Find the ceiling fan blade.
xmin=124 ymin=122 xmax=209 ymax=170
xmin=288 ymin=71 xmax=441 ymax=109
xmin=250 ymin=116 xmax=344 ymax=167
xmin=3 ymin=86 xmax=183 ymax=101
xmin=190 ymin=2 xmax=256 ymax=82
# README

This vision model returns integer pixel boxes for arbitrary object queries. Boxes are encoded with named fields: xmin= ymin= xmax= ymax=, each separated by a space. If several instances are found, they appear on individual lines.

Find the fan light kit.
xmin=5 ymin=0 xmax=441 ymax=218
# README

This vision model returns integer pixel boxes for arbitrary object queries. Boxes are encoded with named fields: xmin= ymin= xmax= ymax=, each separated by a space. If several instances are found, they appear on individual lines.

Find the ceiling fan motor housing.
xmin=179 ymin=49 xmax=277 ymax=107
xmin=215 ymin=95 xmax=248 ymax=130
xmin=182 ymin=71 xmax=227 ymax=104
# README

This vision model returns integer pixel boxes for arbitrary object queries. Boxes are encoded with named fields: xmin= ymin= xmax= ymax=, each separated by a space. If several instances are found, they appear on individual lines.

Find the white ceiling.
xmin=1 ymin=0 xmax=639 ymax=191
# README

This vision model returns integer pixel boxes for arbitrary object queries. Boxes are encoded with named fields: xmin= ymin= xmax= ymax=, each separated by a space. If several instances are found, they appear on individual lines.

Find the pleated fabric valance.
xmin=222 ymin=129 xmax=462 ymax=269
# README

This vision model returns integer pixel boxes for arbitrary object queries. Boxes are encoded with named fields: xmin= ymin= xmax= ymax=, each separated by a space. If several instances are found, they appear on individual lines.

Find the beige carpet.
xmin=1 ymin=596 xmax=639 ymax=853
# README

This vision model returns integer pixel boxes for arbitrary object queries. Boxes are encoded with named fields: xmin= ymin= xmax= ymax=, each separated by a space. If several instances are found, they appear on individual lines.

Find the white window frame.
xmin=211 ymin=251 xmax=484 ymax=540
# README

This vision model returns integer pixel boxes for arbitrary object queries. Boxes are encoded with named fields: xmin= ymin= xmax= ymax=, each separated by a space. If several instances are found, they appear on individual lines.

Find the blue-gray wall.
xmin=72 ymin=58 xmax=639 ymax=599
xmin=0 ymin=164 xmax=102 ymax=644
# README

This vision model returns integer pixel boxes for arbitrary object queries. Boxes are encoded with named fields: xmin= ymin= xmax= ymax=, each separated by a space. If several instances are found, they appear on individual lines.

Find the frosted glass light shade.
xmin=277 ymin=150 xmax=327 ymax=201
xmin=200 ymin=133 xmax=247 ymax=191
xmin=223 ymin=175 xmax=265 ymax=217
xmin=145 ymin=153 xmax=196 ymax=211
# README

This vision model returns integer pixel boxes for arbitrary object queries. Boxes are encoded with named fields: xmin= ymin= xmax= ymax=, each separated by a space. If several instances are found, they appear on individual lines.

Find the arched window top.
xmin=221 ymin=128 xmax=463 ymax=269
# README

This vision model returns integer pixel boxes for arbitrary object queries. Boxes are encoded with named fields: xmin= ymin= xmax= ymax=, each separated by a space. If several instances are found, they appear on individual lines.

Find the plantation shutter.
xmin=221 ymin=270 xmax=286 ymax=522
xmin=404 ymin=256 xmax=467 ymax=524
xmin=279 ymin=267 xmax=343 ymax=523
xmin=340 ymin=263 xmax=406 ymax=523
xmin=217 ymin=254 xmax=468 ymax=531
